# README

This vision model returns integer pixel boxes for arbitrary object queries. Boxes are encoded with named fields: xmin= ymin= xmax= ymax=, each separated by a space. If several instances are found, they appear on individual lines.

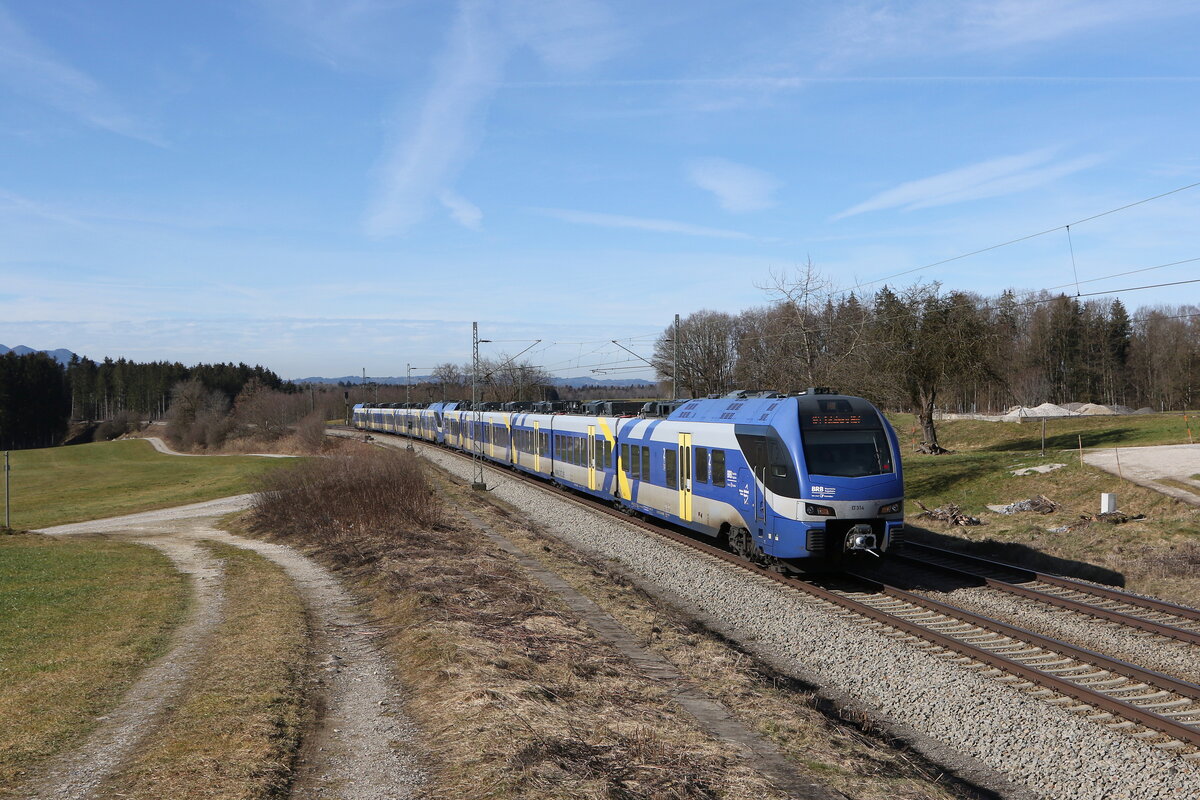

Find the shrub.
xmin=93 ymin=410 xmax=141 ymax=442
xmin=293 ymin=411 xmax=326 ymax=453
xmin=252 ymin=449 xmax=444 ymax=559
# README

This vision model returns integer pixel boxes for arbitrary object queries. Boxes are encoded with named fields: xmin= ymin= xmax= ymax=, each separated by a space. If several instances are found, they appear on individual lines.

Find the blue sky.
xmin=1 ymin=0 xmax=1197 ymax=380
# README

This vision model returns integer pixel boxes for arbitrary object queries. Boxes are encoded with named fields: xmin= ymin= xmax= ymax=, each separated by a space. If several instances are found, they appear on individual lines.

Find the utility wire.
xmin=843 ymin=180 xmax=1200 ymax=296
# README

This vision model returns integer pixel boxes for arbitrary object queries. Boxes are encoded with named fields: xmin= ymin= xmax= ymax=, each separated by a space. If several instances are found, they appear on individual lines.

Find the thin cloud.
xmin=363 ymin=2 xmax=504 ymax=236
xmin=538 ymin=207 xmax=754 ymax=240
xmin=833 ymin=149 xmax=1104 ymax=219
xmin=439 ymin=189 xmax=483 ymax=230
xmin=363 ymin=0 xmax=621 ymax=237
xmin=687 ymin=158 xmax=779 ymax=213
xmin=821 ymin=0 xmax=1196 ymax=63
xmin=0 ymin=5 xmax=164 ymax=145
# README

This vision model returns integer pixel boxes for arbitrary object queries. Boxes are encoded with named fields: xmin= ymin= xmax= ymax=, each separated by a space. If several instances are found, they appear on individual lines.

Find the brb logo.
xmin=811 ymin=485 xmax=836 ymax=498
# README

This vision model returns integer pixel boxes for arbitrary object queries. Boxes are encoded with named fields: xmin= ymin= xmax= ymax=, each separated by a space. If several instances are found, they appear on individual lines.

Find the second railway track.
xmin=891 ymin=541 xmax=1200 ymax=646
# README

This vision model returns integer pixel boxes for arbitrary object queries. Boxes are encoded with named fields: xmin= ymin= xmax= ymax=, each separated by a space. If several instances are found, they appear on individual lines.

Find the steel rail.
xmin=902 ymin=541 xmax=1200 ymax=625
xmin=350 ymin=427 xmax=1200 ymax=749
xmin=888 ymin=549 xmax=1200 ymax=646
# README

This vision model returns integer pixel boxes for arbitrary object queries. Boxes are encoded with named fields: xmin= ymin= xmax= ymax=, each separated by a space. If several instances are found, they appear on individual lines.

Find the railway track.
xmin=352 ymin=429 xmax=1200 ymax=758
xmin=891 ymin=541 xmax=1200 ymax=646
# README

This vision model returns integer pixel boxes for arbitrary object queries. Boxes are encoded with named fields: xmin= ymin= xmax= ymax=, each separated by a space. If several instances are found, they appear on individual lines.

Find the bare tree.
xmin=651 ymin=310 xmax=738 ymax=398
xmin=758 ymin=259 xmax=868 ymax=391
xmin=478 ymin=355 xmax=551 ymax=403
xmin=431 ymin=362 xmax=466 ymax=401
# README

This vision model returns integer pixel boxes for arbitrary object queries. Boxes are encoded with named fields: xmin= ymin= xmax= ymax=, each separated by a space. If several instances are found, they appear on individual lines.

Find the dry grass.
xmin=96 ymin=542 xmax=309 ymax=800
xmin=251 ymin=449 xmax=791 ymax=800
xmin=459 ymin=490 xmax=979 ymax=800
xmin=0 ymin=534 xmax=188 ymax=796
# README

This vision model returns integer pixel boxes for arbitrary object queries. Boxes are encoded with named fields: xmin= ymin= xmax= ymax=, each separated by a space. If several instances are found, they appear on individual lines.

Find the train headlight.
xmin=878 ymin=501 xmax=902 ymax=515
xmin=805 ymin=503 xmax=836 ymax=517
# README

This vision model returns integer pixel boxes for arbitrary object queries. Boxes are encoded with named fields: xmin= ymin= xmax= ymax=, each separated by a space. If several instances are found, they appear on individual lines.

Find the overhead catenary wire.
xmin=842 ymin=179 xmax=1200 ymax=297
xmin=457 ymin=182 xmax=1200 ymax=382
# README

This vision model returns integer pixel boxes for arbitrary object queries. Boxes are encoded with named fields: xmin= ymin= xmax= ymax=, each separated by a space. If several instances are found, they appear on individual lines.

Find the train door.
xmin=678 ymin=432 xmax=693 ymax=523
xmin=587 ymin=425 xmax=597 ymax=490
xmin=533 ymin=422 xmax=541 ymax=472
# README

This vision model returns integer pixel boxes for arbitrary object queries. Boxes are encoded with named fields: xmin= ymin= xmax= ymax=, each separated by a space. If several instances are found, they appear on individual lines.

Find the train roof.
xmin=668 ymin=392 xmax=880 ymax=425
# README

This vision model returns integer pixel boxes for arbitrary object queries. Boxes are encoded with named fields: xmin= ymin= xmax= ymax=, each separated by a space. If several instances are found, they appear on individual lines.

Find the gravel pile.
xmin=411 ymin=444 xmax=1200 ymax=800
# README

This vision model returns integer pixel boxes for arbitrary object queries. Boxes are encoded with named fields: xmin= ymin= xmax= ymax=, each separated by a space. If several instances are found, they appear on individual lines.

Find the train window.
xmin=630 ymin=444 xmax=639 ymax=479
xmin=801 ymin=428 xmax=892 ymax=478
xmin=695 ymin=446 xmax=709 ymax=483
xmin=621 ymin=443 xmax=630 ymax=475
xmin=735 ymin=431 xmax=800 ymax=498
xmin=665 ymin=448 xmax=677 ymax=489
xmin=604 ymin=440 xmax=613 ymax=468
xmin=712 ymin=449 xmax=726 ymax=486
xmin=594 ymin=436 xmax=602 ymax=469
xmin=641 ymin=446 xmax=651 ymax=483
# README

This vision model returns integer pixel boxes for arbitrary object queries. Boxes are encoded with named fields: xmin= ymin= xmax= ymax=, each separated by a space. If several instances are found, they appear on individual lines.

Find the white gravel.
xmin=407 ymin=442 xmax=1200 ymax=800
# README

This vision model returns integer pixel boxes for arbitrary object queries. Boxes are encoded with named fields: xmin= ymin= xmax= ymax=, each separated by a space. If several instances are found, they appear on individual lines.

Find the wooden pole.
xmin=1078 ymin=434 xmax=1084 ymax=468
xmin=4 ymin=451 xmax=10 ymax=529
xmin=1041 ymin=417 xmax=1046 ymax=457
xmin=1114 ymin=447 xmax=1123 ymax=480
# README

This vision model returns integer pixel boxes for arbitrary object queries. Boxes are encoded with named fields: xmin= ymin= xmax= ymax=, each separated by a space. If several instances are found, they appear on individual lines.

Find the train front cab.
xmin=786 ymin=395 xmax=904 ymax=562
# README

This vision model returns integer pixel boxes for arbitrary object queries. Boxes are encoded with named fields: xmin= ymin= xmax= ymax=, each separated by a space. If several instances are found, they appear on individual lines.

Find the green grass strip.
xmin=0 ymin=534 xmax=188 ymax=796
xmin=3 ymin=439 xmax=294 ymax=530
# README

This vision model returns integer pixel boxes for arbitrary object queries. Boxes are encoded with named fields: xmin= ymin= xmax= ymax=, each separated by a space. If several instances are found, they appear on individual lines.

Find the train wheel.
xmin=729 ymin=527 xmax=760 ymax=563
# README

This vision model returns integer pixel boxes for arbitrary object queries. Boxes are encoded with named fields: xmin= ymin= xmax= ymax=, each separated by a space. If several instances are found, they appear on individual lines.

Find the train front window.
xmin=801 ymin=429 xmax=893 ymax=478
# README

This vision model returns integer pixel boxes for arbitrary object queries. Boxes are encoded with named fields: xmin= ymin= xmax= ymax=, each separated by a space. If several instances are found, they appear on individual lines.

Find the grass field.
xmin=0 ymin=534 xmax=188 ymax=796
xmin=2 ymin=439 xmax=295 ymax=530
xmin=888 ymin=411 xmax=1200 ymax=605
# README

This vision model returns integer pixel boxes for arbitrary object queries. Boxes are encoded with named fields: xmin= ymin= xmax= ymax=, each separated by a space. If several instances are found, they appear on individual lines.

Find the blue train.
xmin=353 ymin=389 xmax=904 ymax=566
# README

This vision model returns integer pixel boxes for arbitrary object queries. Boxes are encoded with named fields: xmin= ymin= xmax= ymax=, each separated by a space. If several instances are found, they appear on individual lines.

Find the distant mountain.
xmin=0 ymin=344 xmax=77 ymax=365
xmin=293 ymin=375 xmax=409 ymax=385
xmin=292 ymin=374 xmax=655 ymax=388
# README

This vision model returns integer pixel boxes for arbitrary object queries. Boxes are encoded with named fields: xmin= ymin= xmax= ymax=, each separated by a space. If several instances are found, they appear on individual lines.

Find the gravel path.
xmin=22 ymin=531 xmax=226 ymax=800
xmin=141 ymin=436 xmax=297 ymax=458
xmin=34 ymin=499 xmax=424 ymax=799
xmin=399 ymin=439 xmax=1200 ymax=800
xmin=1083 ymin=443 xmax=1200 ymax=505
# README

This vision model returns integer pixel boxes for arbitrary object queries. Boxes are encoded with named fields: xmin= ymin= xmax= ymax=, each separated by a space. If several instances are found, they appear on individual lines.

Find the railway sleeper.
xmin=1140 ymin=698 xmax=1196 ymax=710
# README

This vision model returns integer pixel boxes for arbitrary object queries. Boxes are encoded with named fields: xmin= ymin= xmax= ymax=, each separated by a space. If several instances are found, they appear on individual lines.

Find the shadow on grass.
xmin=904 ymin=525 xmax=1126 ymax=587
xmin=903 ymin=457 xmax=996 ymax=498
xmin=983 ymin=426 xmax=1135 ymax=453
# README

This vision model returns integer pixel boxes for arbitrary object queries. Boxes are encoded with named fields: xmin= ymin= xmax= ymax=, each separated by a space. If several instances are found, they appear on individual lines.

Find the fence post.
xmin=4 ymin=451 xmax=10 ymax=530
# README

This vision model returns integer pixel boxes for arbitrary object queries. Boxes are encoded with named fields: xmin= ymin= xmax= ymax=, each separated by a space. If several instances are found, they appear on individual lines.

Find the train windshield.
xmin=801 ymin=428 xmax=893 ymax=478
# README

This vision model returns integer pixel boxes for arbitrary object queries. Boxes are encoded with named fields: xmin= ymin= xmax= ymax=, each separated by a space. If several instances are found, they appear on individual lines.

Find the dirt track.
xmin=32 ymin=500 xmax=424 ymax=799
xmin=1083 ymin=443 xmax=1200 ymax=505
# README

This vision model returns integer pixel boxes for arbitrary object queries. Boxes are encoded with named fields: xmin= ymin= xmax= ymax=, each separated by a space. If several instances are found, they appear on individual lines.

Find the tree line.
xmin=0 ymin=354 xmax=293 ymax=450
xmin=66 ymin=356 xmax=291 ymax=421
xmin=651 ymin=265 xmax=1198 ymax=451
